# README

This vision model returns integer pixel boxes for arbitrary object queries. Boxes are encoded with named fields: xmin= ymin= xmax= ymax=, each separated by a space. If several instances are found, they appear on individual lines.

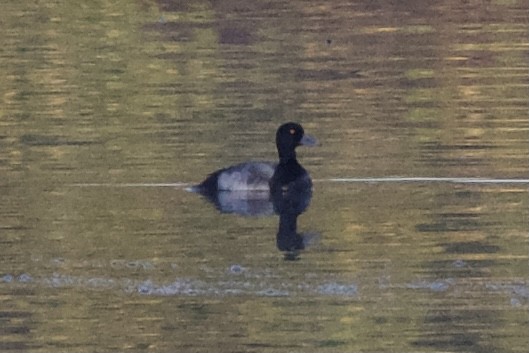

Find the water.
xmin=1 ymin=0 xmax=528 ymax=352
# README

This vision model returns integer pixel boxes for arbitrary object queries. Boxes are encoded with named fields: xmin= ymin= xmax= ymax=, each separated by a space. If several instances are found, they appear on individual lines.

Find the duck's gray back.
xmin=217 ymin=162 xmax=276 ymax=191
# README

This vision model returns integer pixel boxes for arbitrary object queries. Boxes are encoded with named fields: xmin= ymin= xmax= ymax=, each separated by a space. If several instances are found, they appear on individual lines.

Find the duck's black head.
xmin=269 ymin=122 xmax=316 ymax=194
xmin=276 ymin=122 xmax=317 ymax=162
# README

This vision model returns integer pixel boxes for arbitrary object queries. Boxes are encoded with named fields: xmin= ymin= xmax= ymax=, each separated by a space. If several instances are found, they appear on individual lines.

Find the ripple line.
xmin=70 ymin=183 xmax=190 ymax=188
xmin=69 ymin=178 xmax=529 ymax=188
xmin=325 ymin=177 xmax=529 ymax=184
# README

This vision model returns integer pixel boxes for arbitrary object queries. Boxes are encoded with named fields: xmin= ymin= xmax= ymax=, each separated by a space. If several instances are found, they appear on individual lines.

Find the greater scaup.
xmin=192 ymin=122 xmax=316 ymax=195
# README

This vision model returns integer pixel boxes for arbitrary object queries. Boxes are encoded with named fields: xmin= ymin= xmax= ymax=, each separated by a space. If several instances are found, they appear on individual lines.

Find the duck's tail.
xmin=187 ymin=170 xmax=221 ymax=194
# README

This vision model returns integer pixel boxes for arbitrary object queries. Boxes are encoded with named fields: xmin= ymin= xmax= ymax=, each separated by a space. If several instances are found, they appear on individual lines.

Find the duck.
xmin=192 ymin=122 xmax=316 ymax=195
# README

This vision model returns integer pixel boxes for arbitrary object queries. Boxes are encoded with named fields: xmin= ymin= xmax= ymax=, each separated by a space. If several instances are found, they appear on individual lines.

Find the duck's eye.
xmin=289 ymin=128 xmax=296 ymax=135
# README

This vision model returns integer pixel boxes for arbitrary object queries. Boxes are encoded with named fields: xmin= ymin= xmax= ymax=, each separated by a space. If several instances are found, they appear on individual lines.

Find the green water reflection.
xmin=0 ymin=0 xmax=527 ymax=352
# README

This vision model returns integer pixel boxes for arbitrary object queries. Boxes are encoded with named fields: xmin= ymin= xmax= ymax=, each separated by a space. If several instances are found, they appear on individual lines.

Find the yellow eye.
xmin=289 ymin=128 xmax=296 ymax=135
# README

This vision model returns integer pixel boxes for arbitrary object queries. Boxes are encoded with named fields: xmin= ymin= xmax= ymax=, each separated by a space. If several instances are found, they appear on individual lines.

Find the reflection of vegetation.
xmin=0 ymin=0 xmax=527 ymax=352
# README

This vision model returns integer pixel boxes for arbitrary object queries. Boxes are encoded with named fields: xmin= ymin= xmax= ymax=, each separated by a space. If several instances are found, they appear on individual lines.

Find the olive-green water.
xmin=1 ymin=1 xmax=528 ymax=352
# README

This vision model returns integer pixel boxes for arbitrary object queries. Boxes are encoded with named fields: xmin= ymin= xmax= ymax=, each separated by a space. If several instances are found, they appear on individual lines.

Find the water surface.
xmin=1 ymin=0 xmax=528 ymax=352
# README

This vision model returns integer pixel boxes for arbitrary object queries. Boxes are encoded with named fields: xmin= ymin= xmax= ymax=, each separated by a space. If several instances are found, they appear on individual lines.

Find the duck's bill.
xmin=300 ymin=134 xmax=318 ymax=146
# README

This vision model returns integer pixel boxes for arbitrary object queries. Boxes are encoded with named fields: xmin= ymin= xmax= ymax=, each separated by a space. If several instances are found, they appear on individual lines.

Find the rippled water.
xmin=1 ymin=0 xmax=528 ymax=352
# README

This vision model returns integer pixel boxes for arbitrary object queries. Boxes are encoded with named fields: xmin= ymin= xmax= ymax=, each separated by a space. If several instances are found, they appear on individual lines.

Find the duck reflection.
xmin=271 ymin=185 xmax=313 ymax=260
xmin=195 ymin=186 xmax=316 ymax=259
